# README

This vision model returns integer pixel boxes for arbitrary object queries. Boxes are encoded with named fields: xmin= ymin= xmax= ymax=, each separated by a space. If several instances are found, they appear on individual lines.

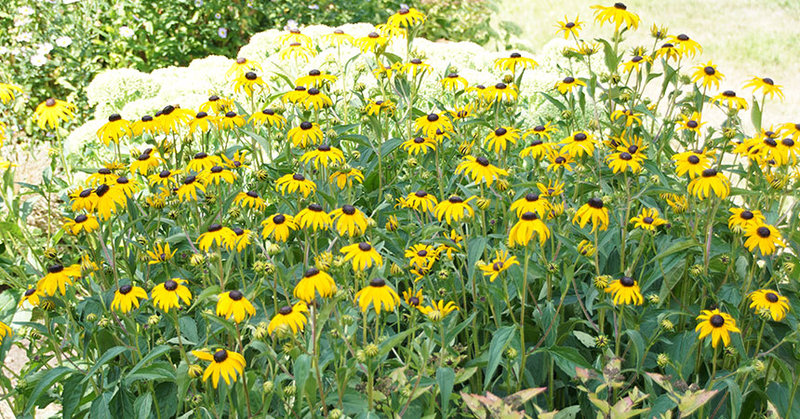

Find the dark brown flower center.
xmin=782 ymin=138 xmax=795 ymax=147
xmin=300 ymin=121 xmax=313 ymax=130
xmin=563 ymin=76 xmax=575 ymax=83
xmin=246 ymin=190 xmax=258 ymax=198
xmin=308 ymin=88 xmax=320 ymax=95
xmin=342 ymin=205 xmax=356 ymax=215
xmin=262 ymin=108 xmax=275 ymax=115
xmin=427 ymin=113 xmax=439 ymax=122
xmin=305 ymin=267 xmax=320 ymax=277
xmin=308 ymin=203 xmax=323 ymax=212
xmin=701 ymin=168 xmax=717 ymax=177
xmin=208 ymin=223 xmax=222 ymax=232
xmin=119 ymin=284 xmax=133 ymax=294
xmin=273 ymin=214 xmax=286 ymax=224
xmin=369 ymin=277 xmax=385 ymax=287
xmin=566 ymin=22 xmax=575 ymax=28
xmin=75 ymin=214 xmax=88 ymax=223
xmin=632 ymin=55 xmax=643 ymax=63
xmin=48 ymin=264 xmax=64 ymax=273
xmin=410 ymin=58 xmax=422 ymax=65
xmin=710 ymin=314 xmax=724 ymax=327
xmin=415 ymin=190 xmax=427 ymax=198
xmin=555 ymin=156 xmax=566 ymax=164
xmin=620 ymin=276 xmax=635 ymax=287
xmin=762 ymin=78 xmax=774 ymax=85
xmin=368 ymin=32 xmax=379 ymax=38
xmin=574 ymin=132 xmax=587 ymax=141
xmin=704 ymin=66 xmax=715 ymax=75
xmin=293 ymin=173 xmax=306 ymax=181
xmin=213 ymin=349 xmax=228 ymax=363
xmin=142 ymin=115 xmax=154 ymax=122
xmin=183 ymin=175 xmax=197 ymax=184
xmin=476 ymin=156 xmax=490 ymax=166
xmin=109 ymin=113 xmax=122 ymax=122
xmin=614 ymin=2 xmax=627 ymax=9
xmin=687 ymin=120 xmax=699 ymax=128
xmin=765 ymin=292 xmax=779 ymax=303
xmin=677 ymin=34 xmax=689 ymax=41
xmin=164 ymin=280 xmax=178 ymax=291
xmin=757 ymin=226 xmax=770 ymax=238
xmin=495 ymin=83 xmax=507 ymax=89
xmin=413 ymin=137 xmax=425 ymax=144
xmin=417 ymin=250 xmax=428 ymax=257
xmin=279 ymin=305 xmax=292 ymax=315
xmin=210 ymin=166 xmax=223 ymax=173
xmin=196 ymin=112 xmax=208 ymax=119
xmin=225 ymin=111 xmax=237 ymax=118
xmin=229 ymin=290 xmax=243 ymax=301
xmin=45 ymin=98 xmax=56 ymax=107
xmin=236 ymin=57 xmax=247 ymax=64
xmin=245 ymin=72 xmax=257 ymax=80
xmin=588 ymin=198 xmax=604 ymax=209
xmin=494 ymin=127 xmax=507 ymax=136
xmin=620 ymin=152 xmax=632 ymax=160
xmin=525 ymin=193 xmax=539 ymax=202
xmin=521 ymin=211 xmax=537 ymax=221
xmin=448 ymin=196 xmax=463 ymax=204
xmin=95 ymin=184 xmax=110 ymax=197
xmin=318 ymin=144 xmax=331 ymax=151
xmin=79 ymin=188 xmax=93 ymax=198
xmin=643 ymin=216 xmax=654 ymax=224
xmin=24 ymin=288 xmax=36 ymax=296
xmin=722 ymin=90 xmax=736 ymax=97
xmin=358 ymin=242 xmax=372 ymax=251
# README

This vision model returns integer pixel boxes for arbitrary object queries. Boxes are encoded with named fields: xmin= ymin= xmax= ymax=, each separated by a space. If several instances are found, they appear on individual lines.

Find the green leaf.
xmin=750 ymin=99 xmax=762 ymax=132
xmin=127 ymin=345 xmax=171 ymax=378
xmin=134 ymin=393 xmax=153 ymax=419
xmin=90 ymin=392 xmax=114 ymax=419
xmin=81 ymin=346 xmax=128 ymax=384
xmin=125 ymin=361 xmax=177 ymax=385
xmin=62 ymin=373 xmax=85 ymax=419
xmin=293 ymin=354 xmax=312 ymax=405
xmin=768 ymin=382 xmax=800 ymax=419
xmin=24 ymin=366 xmax=73 ymax=415
xmin=436 ymin=367 xmax=455 ymax=416
xmin=484 ymin=325 xmax=515 ymax=389
xmin=538 ymin=346 xmax=591 ymax=377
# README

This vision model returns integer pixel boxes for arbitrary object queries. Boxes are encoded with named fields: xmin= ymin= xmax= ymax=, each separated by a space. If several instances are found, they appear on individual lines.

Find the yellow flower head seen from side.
xmin=414 ymin=112 xmax=453 ymax=137
xmin=508 ymin=212 xmax=551 ymax=247
xmin=494 ymin=52 xmax=538 ymax=72
xmin=147 ymin=242 xmax=177 ymax=265
xmin=749 ymin=289 xmax=790 ymax=322
xmin=485 ymin=126 xmax=520 ymax=154
xmin=288 ymin=121 xmax=324 ymax=148
xmin=151 ymin=278 xmax=192 ymax=313
xmin=62 ymin=214 xmax=99 ymax=235
xmin=354 ymin=277 xmax=400 ymax=314
xmin=355 ymin=32 xmax=388 ymax=53
xmin=329 ymin=204 xmax=369 ymax=237
xmin=261 ymin=213 xmax=297 ymax=242
xmin=591 ymin=2 xmax=640 ymax=30
xmin=630 ymin=208 xmax=667 ymax=231
xmin=19 ymin=288 xmax=42 ymax=308
xmin=418 ymin=300 xmax=458 ymax=322
xmin=268 ymin=302 xmax=309 ymax=336
xmin=33 ymin=98 xmax=75 ymax=130
xmin=96 ymin=113 xmax=132 ymax=146
xmin=216 ymin=290 xmax=256 ymax=323
xmin=232 ymin=190 xmax=266 ymax=211
xmin=111 ymin=284 xmax=148 ymax=313
xmin=300 ymin=144 xmax=345 ymax=169
xmin=296 ymin=203 xmax=332 ymax=231
xmin=695 ymin=309 xmax=740 ymax=348
xmin=401 ymin=190 xmax=438 ymax=213
xmin=0 ymin=83 xmax=23 ymax=104
xmin=455 ymin=156 xmax=508 ymax=187
xmin=387 ymin=6 xmax=425 ymax=27
xmin=197 ymin=224 xmax=236 ymax=252
xmin=341 ymin=241 xmax=383 ymax=271
xmin=478 ymin=250 xmax=519 ymax=282
xmin=294 ymin=267 xmax=337 ymax=302
xmin=37 ymin=263 xmax=81 ymax=296
xmin=573 ymin=197 xmax=610 ymax=232
xmin=433 ymin=195 xmax=475 ymax=224
xmin=249 ymin=108 xmax=286 ymax=129
xmin=604 ymin=276 xmax=643 ymax=305
xmin=276 ymin=173 xmax=316 ymax=198
xmin=688 ymin=168 xmax=730 ymax=200
xmin=191 ymin=349 xmax=246 ymax=389
xmin=0 ymin=322 xmax=11 ymax=344
xmin=712 ymin=90 xmax=748 ymax=111
xmin=559 ymin=131 xmax=597 ymax=157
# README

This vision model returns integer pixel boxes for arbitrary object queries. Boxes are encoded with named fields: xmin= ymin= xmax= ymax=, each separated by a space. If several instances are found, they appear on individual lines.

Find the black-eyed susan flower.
xmin=226 ymin=228 xmax=252 ymax=253
xmin=147 ymin=242 xmax=177 ymax=265
xmin=37 ymin=263 xmax=81 ymax=296
xmin=295 ymin=69 xmax=337 ymax=88
xmin=156 ymin=105 xmax=193 ymax=135
xmin=18 ymin=288 xmax=41 ymax=308
xmin=414 ymin=113 xmax=453 ymax=137
xmin=559 ymin=131 xmax=597 ymax=157
xmin=93 ymin=183 xmax=126 ymax=220
xmin=151 ymin=278 xmax=192 ymax=312
xmin=455 ymin=156 xmax=508 ymax=186
xmin=630 ymin=208 xmax=667 ymax=231
xmin=494 ymin=52 xmax=538 ymax=72
xmin=663 ymin=193 xmax=688 ymax=213
xmin=261 ymin=213 xmax=297 ymax=242
xmin=197 ymin=224 xmax=236 ymax=252
xmin=364 ymin=99 xmax=396 ymax=116
xmin=604 ymin=276 xmax=643 ymax=305
xmin=300 ymin=144 xmax=345 ymax=169
xmin=688 ymin=168 xmax=730 ymax=200
xmin=556 ymin=15 xmax=584 ymax=38
xmin=278 ymin=28 xmax=313 ymax=47
xmin=486 ymin=82 xmax=518 ymax=102
xmin=268 ymin=302 xmax=309 ymax=336
xmin=233 ymin=71 xmax=267 ymax=96
xmin=402 ymin=136 xmax=436 ymax=156
xmin=780 ymin=122 xmax=800 ymax=140
xmin=0 ymin=322 xmax=10 ymax=344
xmin=610 ymin=109 xmax=642 ymax=127
xmin=302 ymin=88 xmax=333 ymax=110
xmin=655 ymin=42 xmax=681 ymax=61
xmin=201 ymin=165 xmax=236 ymax=185
xmin=744 ymin=223 xmax=784 ymax=256
xmin=478 ymin=250 xmax=519 ymax=282
xmin=573 ymin=197 xmax=609 ymax=232
xmin=341 ymin=242 xmax=383 ymax=271
xmin=402 ymin=190 xmax=438 ymax=212
xmin=279 ymin=42 xmax=316 ymax=62
xmin=591 ymin=2 xmax=640 ymax=30
xmin=191 ymin=349 xmax=245 ymax=389
xmin=606 ymin=151 xmax=643 ymax=173
xmin=524 ymin=123 xmax=557 ymax=142
xmin=696 ymin=309 xmax=740 ymax=348
xmin=777 ymin=136 xmax=799 ymax=164
xmin=249 ymin=108 xmax=286 ymax=129
xmin=433 ymin=195 xmax=475 ymax=224
xmin=216 ymin=290 xmax=255 ymax=323
xmin=329 ymin=204 xmax=369 ymax=237
xmin=749 ymin=290 xmax=790 ymax=321
xmin=354 ymin=278 xmax=400 ymax=314
xmin=0 ymin=83 xmax=23 ymax=104
xmin=519 ymin=137 xmax=556 ymax=160
xmin=676 ymin=112 xmax=706 ymax=136
xmin=509 ymin=193 xmax=550 ymax=218
xmin=288 ymin=121 xmax=324 ymax=148
xmin=403 ymin=288 xmax=424 ymax=307
xmin=149 ymin=169 xmax=182 ymax=189
xmin=404 ymin=244 xmax=438 ymax=271
xmin=418 ymin=300 xmax=458 ymax=322
xmin=188 ymin=112 xmax=217 ymax=134
xmin=555 ymin=76 xmax=587 ymax=95
xmin=276 ymin=173 xmax=316 ymax=198
xmin=440 ymin=73 xmax=468 ymax=91
xmin=111 ymin=284 xmax=148 ymax=313
xmin=216 ymin=111 xmax=246 ymax=130
xmin=402 ymin=58 xmax=432 ymax=77
xmin=355 ymin=32 xmax=388 ymax=53
xmin=96 ymin=114 xmax=132 ymax=146
xmin=712 ymin=90 xmax=748 ymax=111
xmin=669 ymin=33 xmax=702 ymax=57
xmin=227 ymin=57 xmax=262 ymax=79
xmin=622 ymin=55 xmax=651 ymax=73
xmin=329 ymin=167 xmax=364 ymax=190
xmin=294 ymin=267 xmax=336 ymax=302
xmin=131 ymin=115 xmax=159 ymax=136
xmin=130 ymin=149 xmax=163 ymax=175
xmin=322 ymin=28 xmax=354 ymax=46
xmin=62 ymin=214 xmax=99 ymax=235
xmin=233 ymin=191 xmax=265 ymax=211
xmin=508 ymin=212 xmax=551 ymax=247
xmin=86 ymin=167 xmax=117 ymax=186
xmin=187 ymin=152 xmax=222 ymax=173
xmin=728 ymin=208 xmax=765 ymax=233
xmin=296 ymin=203 xmax=332 ymax=231
xmin=743 ymin=76 xmax=784 ymax=101
xmin=485 ymin=127 xmax=520 ymax=154
xmin=387 ymin=6 xmax=425 ymax=27
xmin=33 ymin=98 xmax=75 ymax=130
xmin=691 ymin=62 xmax=725 ymax=90
xmin=283 ymin=86 xmax=309 ymax=104
xmin=537 ymin=180 xmax=565 ymax=198
xmin=199 ymin=94 xmax=234 ymax=114
xmin=578 ymin=240 xmax=596 ymax=257
xmin=672 ymin=149 xmax=713 ymax=178
xmin=176 ymin=174 xmax=206 ymax=202
xmin=70 ymin=188 xmax=96 ymax=212
xmin=377 ymin=22 xmax=407 ymax=39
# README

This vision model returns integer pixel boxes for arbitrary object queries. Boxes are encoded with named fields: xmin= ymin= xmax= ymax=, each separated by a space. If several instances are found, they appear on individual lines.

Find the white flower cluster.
xmin=67 ymin=23 xmax=593 ymax=156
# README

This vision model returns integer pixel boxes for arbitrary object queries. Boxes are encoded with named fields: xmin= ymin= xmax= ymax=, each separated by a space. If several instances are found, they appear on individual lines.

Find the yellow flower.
xmin=283 ymin=86 xmax=309 ymax=104
xmin=711 ymin=90 xmax=748 ymax=111
xmin=672 ymin=149 xmax=713 ymax=178
xmin=249 ymin=108 xmax=286 ymax=129
xmin=130 ymin=149 xmax=163 ymax=175
xmin=604 ymin=276 xmax=643 ymax=305
xmin=387 ymin=6 xmax=425 ymax=27
xmin=508 ymin=212 xmax=550 ymax=247
xmin=403 ymin=288 xmax=424 ymax=307
xmin=296 ymin=69 xmax=338 ymax=88
xmin=433 ymin=195 xmax=475 ymax=224
xmin=92 ymin=183 xmax=127 ymax=221
xmin=199 ymin=94 xmax=234 ymax=114
xmin=278 ymin=28 xmax=313 ymax=47
xmin=276 ymin=173 xmax=316 ymax=198
xmin=296 ymin=204 xmax=332 ymax=231
xmin=509 ymin=193 xmax=550 ymax=218
xmin=687 ymin=168 xmax=730 ymax=200
xmin=18 ymin=288 xmax=42 ymax=308
xmin=622 ymin=55 xmax=651 ymax=73
xmin=555 ymin=76 xmax=586 ymax=94
xmin=676 ymin=112 xmax=706 ymax=136
xmin=591 ymin=2 xmax=640 ymax=30
xmin=655 ymin=42 xmax=682 ymax=61
xmin=62 ymin=214 xmax=99 ymax=235
xmin=418 ymin=300 xmax=458 ymax=322
xmin=261 ymin=214 xmax=298 ymax=242
xmin=300 ymin=144 xmax=345 ymax=169
xmin=201 ymin=165 xmax=237 ymax=185
xmin=131 ymin=115 xmax=159 ymax=136
xmin=440 ymin=73 xmax=468 ymax=91
xmin=0 ymin=83 xmax=23 ymax=104
xmin=478 ymin=250 xmax=519 ymax=282
xmin=279 ymin=42 xmax=316 ymax=62
xmin=196 ymin=224 xmax=236 ymax=251
xmin=354 ymin=278 xmax=400 ymax=314
xmin=268 ymin=302 xmax=309 ymax=336
xmin=151 ymin=278 xmax=192 ymax=313
xmin=610 ymin=109 xmax=642 ymax=127
xmin=573 ymin=198 xmax=609 ymax=232
xmin=301 ymin=88 xmax=333 ymax=110
xmin=176 ymin=174 xmax=206 ymax=202
xmin=402 ymin=136 xmax=436 ymax=155
xmin=355 ymin=32 xmax=388 ymax=53
xmin=226 ymin=57 xmax=262 ymax=79
xmin=605 ymin=151 xmax=643 ymax=173
xmin=485 ymin=82 xmax=518 ymax=102
xmin=749 ymin=289 xmax=790 ymax=321
xmin=559 ymin=131 xmax=597 ymax=157
xmin=33 ymin=98 xmax=75 ymax=130
xmin=216 ymin=111 xmax=246 ymax=131
xmin=191 ymin=349 xmax=246 ymax=389
xmin=402 ymin=59 xmax=432 ymax=77
xmin=216 ymin=290 xmax=256 ymax=323
xmin=147 ymin=242 xmax=177 ymax=265
xmin=288 ymin=121 xmax=324 ymax=148
xmin=294 ymin=267 xmax=337 ymax=302
xmin=630 ymin=208 xmax=667 ymax=231
xmin=341 ymin=242 xmax=383 ymax=271
xmin=149 ymin=168 xmax=182 ymax=189
xmin=455 ymin=156 xmax=508 ymax=187
xmin=728 ymin=208 xmax=765 ymax=233
xmin=96 ymin=114 xmax=132 ymax=146
xmin=494 ymin=52 xmax=538 ymax=72
xmin=0 ymin=322 xmax=11 ymax=345
xmin=556 ymin=15 xmax=584 ymax=39
xmin=111 ymin=284 xmax=148 ymax=313
xmin=485 ymin=127 xmax=520 ymax=154
xmin=189 ymin=152 xmax=221 ymax=174
xmin=401 ymin=190 xmax=438 ymax=212
xmin=329 ymin=205 xmax=369 ymax=237
xmin=695 ymin=309 xmax=740 ymax=348
xmin=404 ymin=244 xmax=438 ymax=271
xmin=578 ymin=240 xmax=595 ymax=257
xmin=414 ymin=113 xmax=453 ymax=137
xmin=669 ymin=34 xmax=702 ymax=58
xmin=37 ymin=263 xmax=81 ymax=296
xmin=321 ymin=29 xmax=354 ymax=47
xmin=743 ymin=76 xmax=784 ymax=101
xmin=329 ymin=167 xmax=364 ymax=190
xmin=233 ymin=71 xmax=267 ymax=96
xmin=365 ymin=98 xmax=396 ymax=116
xmin=155 ymin=105 xmax=193 ymax=135
xmin=232 ymin=190 xmax=266 ymax=211
xmin=188 ymin=112 xmax=217 ymax=134
xmin=744 ymin=223 xmax=784 ymax=256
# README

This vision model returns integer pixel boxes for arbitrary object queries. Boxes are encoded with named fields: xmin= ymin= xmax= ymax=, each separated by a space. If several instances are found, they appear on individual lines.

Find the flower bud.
xmin=656 ymin=353 xmax=669 ymax=368
xmin=188 ymin=364 xmax=203 ymax=378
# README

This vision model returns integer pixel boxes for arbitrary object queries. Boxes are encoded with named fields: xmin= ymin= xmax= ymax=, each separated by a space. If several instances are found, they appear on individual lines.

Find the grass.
xmin=496 ymin=0 xmax=800 ymax=123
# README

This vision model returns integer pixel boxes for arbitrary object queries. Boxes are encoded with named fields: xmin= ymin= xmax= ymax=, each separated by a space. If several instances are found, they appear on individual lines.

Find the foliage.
xmin=0 ymin=3 xmax=799 ymax=418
